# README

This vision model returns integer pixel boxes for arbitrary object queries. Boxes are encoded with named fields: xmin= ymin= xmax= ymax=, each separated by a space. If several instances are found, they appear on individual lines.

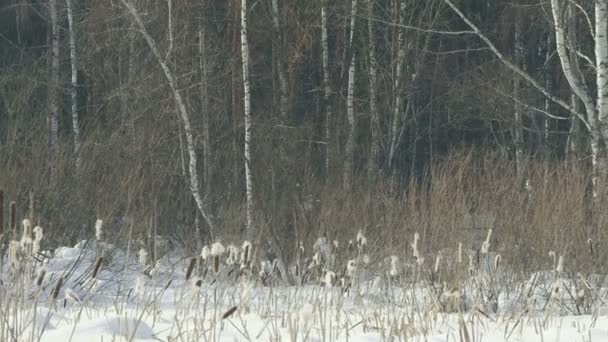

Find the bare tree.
xmin=199 ymin=2 xmax=211 ymax=196
xmin=120 ymin=0 xmax=217 ymax=238
xmin=271 ymin=0 xmax=288 ymax=120
xmin=241 ymin=0 xmax=254 ymax=238
xmin=321 ymin=0 xmax=332 ymax=175
xmin=344 ymin=0 xmax=358 ymax=190
xmin=366 ymin=0 xmax=379 ymax=181
xmin=48 ymin=0 xmax=60 ymax=177
xmin=444 ymin=0 xmax=608 ymax=195
xmin=387 ymin=0 xmax=407 ymax=172
xmin=513 ymin=11 xmax=524 ymax=177
xmin=66 ymin=0 xmax=81 ymax=171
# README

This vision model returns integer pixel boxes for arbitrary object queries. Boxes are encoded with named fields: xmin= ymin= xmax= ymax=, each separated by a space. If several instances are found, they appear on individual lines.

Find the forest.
xmin=0 ymin=0 xmax=607 ymax=268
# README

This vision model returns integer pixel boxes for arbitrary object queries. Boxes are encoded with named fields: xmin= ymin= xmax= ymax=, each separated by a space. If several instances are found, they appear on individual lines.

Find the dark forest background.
xmin=0 ymin=0 xmax=605 ymax=270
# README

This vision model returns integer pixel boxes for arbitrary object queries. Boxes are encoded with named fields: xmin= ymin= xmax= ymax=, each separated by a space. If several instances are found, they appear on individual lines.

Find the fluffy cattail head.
xmin=356 ymin=230 xmax=367 ymax=249
xmin=389 ymin=256 xmax=401 ymax=277
xmin=138 ymin=248 xmax=148 ymax=267
xmin=201 ymin=245 xmax=210 ymax=260
xmin=22 ymin=219 xmax=32 ymax=241
xmin=33 ymin=226 xmax=43 ymax=242
xmin=346 ymin=259 xmax=357 ymax=277
xmin=323 ymin=271 xmax=336 ymax=287
xmin=457 ymin=243 xmax=463 ymax=264
xmin=211 ymin=242 xmax=225 ymax=256
xmin=95 ymin=219 xmax=103 ymax=241
xmin=480 ymin=229 xmax=493 ymax=254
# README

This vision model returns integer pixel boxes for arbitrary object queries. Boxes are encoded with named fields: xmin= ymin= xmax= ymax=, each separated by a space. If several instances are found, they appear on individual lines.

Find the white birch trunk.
xmin=344 ymin=0 xmax=357 ymax=190
xmin=387 ymin=0 xmax=406 ymax=171
xmin=595 ymin=0 xmax=608 ymax=185
xmin=514 ymin=15 xmax=524 ymax=178
xmin=321 ymin=0 xmax=332 ymax=175
xmin=121 ymin=0 xmax=217 ymax=238
xmin=240 ymin=0 xmax=254 ymax=237
xmin=199 ymin=11 xmax=211 ymax=196
xmin=48 ymin=0 xmax=60 ymax=168
xmin=366 ymin=0 xmax=379 ymax=181
xmin=66 ymin=0 xmax=81 ymax=172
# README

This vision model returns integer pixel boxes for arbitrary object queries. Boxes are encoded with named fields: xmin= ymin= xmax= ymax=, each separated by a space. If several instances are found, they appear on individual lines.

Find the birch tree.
xmin=240 ymin=0 xmax=254 ymax=237
xmin=387 ymin=0 xmax=407 ymax=172
xmin=321 ymin=0 xmax=332 ymax=175
xmin=66 ymin=0 xmax=81 ymax=171
xmin=513 ymin=11 xmax=524 ymax=177
xmin=366 ymin=0 xmax=379 ymax=180
xmin=199 ymin=2 xmax=211 ymax=196
xmin=444 ymin=0 xmax=608 ymax=196
xmin=343 ymin=0 xmax=357 ymax=190
xmin=120 ymin=0 xmax=217 ymax=238
xmin=48 ymin=0 xmax=60 ymax=177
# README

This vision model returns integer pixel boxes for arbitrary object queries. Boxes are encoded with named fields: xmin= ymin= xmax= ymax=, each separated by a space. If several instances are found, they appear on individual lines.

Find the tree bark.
xmin=121 ymin=0 xmax=217 ymax=239
xmin=271 ymin=0 xmax=288 ymax=120
xmin=199 ymin=5 xmax=211 ymax=197
xmin=595 ymin=0 xmax=608 ymax=186
xmin=514 ymin=12 xmax=525 ymax=178
xmin=366 ymin=0 xmax=379 ymax=181
xmin=387 ymin=0 xmax=407 ymax=172
xmin=321 ymin=0 xmax=332 ymax=176
xmin=343 ymin=0 xmax=357 ymax=191
xmin=48 ymin=0 xmax=60 ymax=177
xmin=66 ymin=0 xmax=81 ymax=172
xmin=240 ymin=0 xmax=254 ymax=238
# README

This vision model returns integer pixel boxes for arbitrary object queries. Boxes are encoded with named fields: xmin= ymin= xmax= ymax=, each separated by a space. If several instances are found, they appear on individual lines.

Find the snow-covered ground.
xmin=1 ymin=237 xmax=608 ymax=342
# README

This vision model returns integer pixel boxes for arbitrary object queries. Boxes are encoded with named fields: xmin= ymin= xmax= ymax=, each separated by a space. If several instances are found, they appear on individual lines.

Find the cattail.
xmin=21 ymin=219 xmax=32 ymax=241
xmin=356 ymin=230 xmax=367 ymax=249
xmin=222 ymin=306 xmax=238 ymax=320
xmin=10 ymin=201 xmax=16 ymax=235
xmin=412 ymin=232 xmax=420 ymax=261
xmin=92 ymin=257 xmax=104 ymax=279
xmin=138 ymin=248 xmax=148 ymax=267
xmin=434 ymin=254 xmax=442 ymax=274
xmin=548 ymin=250 xmax=556 ymax=269
xmin=201 ymin=245 xmax=210 ymax=260
xmin=185 ymin=257 xmax=197 ymax=280
xmin=457 ymin=243 xmax=463 ymax=264
xmin=362 ymin=254 xmax=370 ymax=266
xmin=36 ymin=267 xmax=47 ymax=286
xmin=213 ymin=255 xmax=220 ymax=274
xmin=227 ymin=245 xmax=239 ymax=265
xmin=241 ymin=241 xmax=251 ymax=266
xmin=556 ymin=255 xmax=564 ymax=274
xmin=494 ymin=254 xmax=501 ymax=271
xmin=95 ymin=219 xmax=103 ymax=241
xmin=32 ymin=225 xmax=43 ymax=255
xmin=323 ymin=271 xmax=336 ymax=287
xmin=8 ymin=240 xmax=20 ymax=268
xmin=480 ymin=229 xmax=493 ymax=254
xmin=587 ymin=238 xmax=594 ymax=256
xmin=468 ymin=253 xmax=475 ymax=275
xmin=0 ymin=189 xmax=4 ymax=235
xmin=389 ymin=256 xmax=400 ymax=277
xmin=346 ymin=259 xmax=357 ymax=278
xmin=52 ymin=277 xmax=64 ymax=300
